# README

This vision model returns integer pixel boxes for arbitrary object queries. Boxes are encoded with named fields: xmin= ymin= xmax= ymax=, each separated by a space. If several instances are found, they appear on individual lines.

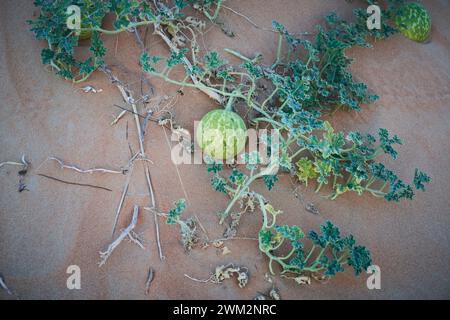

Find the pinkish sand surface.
xmin=0 ymin=0 xmax=449 ymax=299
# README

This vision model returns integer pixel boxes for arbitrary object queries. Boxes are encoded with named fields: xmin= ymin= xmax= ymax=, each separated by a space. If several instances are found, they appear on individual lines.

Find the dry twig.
xmin=99 ymin=205 xmax=143 ymax=267
xmin=37 ymin=174 xmax=112 ymax=192
xmin=112 ymin=164 xmax=134 ymax=237
xmin=0 ymin=274 xmax=17 ymax=298
xmin=48 ymin=157 xmax=124 ymax=175
xmin=0 ymin=155 xmax=28 ymax=171
xmin=144 ymin=165 xmax=165 ymax=261
xmin=145 ymin=267 xmax=154 ymax=295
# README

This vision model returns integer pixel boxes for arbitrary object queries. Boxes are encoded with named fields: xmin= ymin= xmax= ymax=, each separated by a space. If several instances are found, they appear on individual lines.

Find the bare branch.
xmin=145 ymin=267 xmax=154 ymax=295
xmin=112 ymin=164 xmax=134 ymax=237
xmin=0 ymin=274 xmax=18 ymax=299
xmin=0 ymin=154 xmax=28 ymax=171
xmin=37 ymin=174 xmax=112 ymax=192
xmin=99 ymin=205 xmax=143 ymax=267
xmin=48 ymin=157 xmax=124 ymax=175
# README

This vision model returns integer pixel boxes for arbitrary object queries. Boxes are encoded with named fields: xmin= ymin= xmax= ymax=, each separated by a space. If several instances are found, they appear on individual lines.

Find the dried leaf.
xmin=269 ymin=288 xmax=281 ymax=300
xmin=294 ymin=276 xmax=311 ymax=285
xmin=212 ymin=240 xmax=224 ymax=248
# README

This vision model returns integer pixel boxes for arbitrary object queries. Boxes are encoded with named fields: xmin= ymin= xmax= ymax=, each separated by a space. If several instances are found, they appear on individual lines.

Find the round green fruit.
xmin=78 ymin=15 xmax=103 ymax=40
xmin=196 ymin=109 xmax=247 ymax=160
xmin=79 ymin=27 xmax=92 ymax=41
xmin=395 ymin=3 xmax=431 ymax=42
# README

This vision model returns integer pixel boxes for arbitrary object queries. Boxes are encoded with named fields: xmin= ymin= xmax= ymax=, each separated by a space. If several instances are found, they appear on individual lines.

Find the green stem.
xmin=81 ymin=20 xmax=154 ymax=35
xmin=220 ymin=172 xmax=262 ymax=224
xmin=303 ymin=245 xmax=316 ymax=264
xmin=289 ymin=147 xmax=307 ymax=160
xmin=203 ymin=0 xmax=223 ymax=21
xmin=273 ymin=33 xmax=284 ymax=67
xmin=224 ymin=48 xmax=252 ymax=62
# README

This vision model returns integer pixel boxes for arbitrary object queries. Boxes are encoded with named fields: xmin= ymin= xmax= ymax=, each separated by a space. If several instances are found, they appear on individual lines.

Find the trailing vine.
xmin=29 ymin=0 xmax=431 ymax=286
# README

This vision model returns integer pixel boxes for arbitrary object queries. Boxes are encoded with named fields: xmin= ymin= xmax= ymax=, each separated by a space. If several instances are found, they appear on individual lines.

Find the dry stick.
xmin=144 ymin=166 xmax=156 ymax=208
xmin=221 ymin=4 xmax=277 ymax=33
xmin=99 ymin=205 xmax=143 ymax=267
xmin=111 ymin=109 xmax=127 ymax=126
xmin=101 ymin=66 xmax=146 ymax=156
xmin=134 ymin=27 xmax=166 ymax=261
xmin=145 ymin=267 xmax=154 ymax=295
xmin=184 ymin=274 xmax=213 ymax=283
xmin=48 ymin=157 xmax=124 ymax=174
xmin=0 ymin=274 xmax=15 ymax=297
xmin=0 ymin=155 xmax=28 ymax=171
xmin=37 ymin=174 xmax=112 ymax=192
xmin=222 ymin=4 xmax=311 ymax=36
xmin=101 ymin=65 xmax=148 ymax=240
xmin=101 ymin=65 xmax=166 ymax=261
xmin=0 ymin=161 xmax=24 ymax=169
xmin=111 ymin=164 xmax=133 ymax=237
xmin=162 ymin=127 xmax=190 ymax=203
xmin=210 ymin=237 xmax=258 ymax=243
xmin=144 ymin=165 xmax=165 ymax=261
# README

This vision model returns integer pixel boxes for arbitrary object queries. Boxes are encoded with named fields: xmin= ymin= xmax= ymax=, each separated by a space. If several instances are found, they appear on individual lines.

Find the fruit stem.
xmin=224 ymin=94 xmax=237 ymax=112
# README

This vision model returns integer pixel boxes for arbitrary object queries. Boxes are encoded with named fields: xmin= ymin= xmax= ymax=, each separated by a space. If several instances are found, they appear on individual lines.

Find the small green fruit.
xmin=395 ymin=3 xmax=431 ymax=42
xmin=79 ymin=27 xmax=92 ymax=41
xmin=196 ymin=109 xmax=247 ymax=160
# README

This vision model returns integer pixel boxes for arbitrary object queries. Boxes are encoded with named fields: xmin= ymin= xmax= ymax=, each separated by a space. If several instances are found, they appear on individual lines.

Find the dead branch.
xmin=127 ymin=230 xmax=145 ymax=249
xmin=0 ymin=274 xmax=16 ymax=298
xmin=145 ymin=267 xmax=154 ymax=295
xmin=184 ymin=274 xmax=214 ymax=283
xmin=111 ymin=110 xmax=127 ymax=126
xmin=37 ymin=174 xmax=112 ymax=192
xmin=209 ymin=236 xmax=258 ymax=243
xmin=111 ymin=164 xmax=134 ymax=237
xmin=144 ymin=165 xmax=165 ymax=261
xmin=77 ymin=85 xmax=103 ymax=94
xmin=48 ymin=157 xmax=124 ymax=175
xmin=100 ymin=65 xmax=146 ymax=156
xmin=99 ymin=205 xmax=143 ymax=267
xmin=0 ymin=155 xmax=28 ymax=171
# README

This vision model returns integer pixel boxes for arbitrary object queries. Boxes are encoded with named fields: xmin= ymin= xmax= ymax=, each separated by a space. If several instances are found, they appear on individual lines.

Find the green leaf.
xmin=348 ymin=245 xmax=372 ymax=276
xmin=259 ymin=229 xmax=275 ymax=251
xmin=203 ymin=51 xmax=226 ymax=71
xmin=41 ymin=48 xmax=55 ymax=65
xmin=141 ymin=52 xmax=162 ymax=73
xmin=229 ymin=169 xmax=246 ymax=186
xmin=296 ymin=158 xmax=317 ymax=186
xmin=263 ymin=175 xmax=278 ymax=191
xmin=166 ymin=199 xmax=187 ymax=225
xmin=274 ymin=225 xmax=304 ymax=243
xmin=90 ymin=31 xmax=106 ymax=58
xmin=211 ymin=175 xmax=227 ymax=193
xmin=413 ymin=169 xmax=431 ymax=191
xmin=167 ymin=48 xmax=188 ymax=67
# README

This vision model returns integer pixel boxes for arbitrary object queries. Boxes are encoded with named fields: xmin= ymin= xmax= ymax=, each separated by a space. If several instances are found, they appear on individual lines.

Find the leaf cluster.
xmin=259 ymin=203 xmax=372 ymax=279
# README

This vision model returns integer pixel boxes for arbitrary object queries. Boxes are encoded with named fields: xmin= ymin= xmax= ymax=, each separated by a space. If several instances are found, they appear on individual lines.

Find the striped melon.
xmin=196 ymin=109 xmax=247 ymax=160
xmin=78 ymin=15 xmax=102 ymax=40
xmin=79 ymin=28 xmax=92 ymax=41
xmin=395 ymin=3 xmax=431 ymax=42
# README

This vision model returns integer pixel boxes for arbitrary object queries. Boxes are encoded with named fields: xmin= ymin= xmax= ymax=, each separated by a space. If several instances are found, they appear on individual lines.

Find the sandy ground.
xmin=0 ymin=0 xmax=449 ymax=300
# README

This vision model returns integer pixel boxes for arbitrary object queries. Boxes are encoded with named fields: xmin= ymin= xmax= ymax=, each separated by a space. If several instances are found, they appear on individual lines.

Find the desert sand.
xmin=0 ymin=0 xmax=449 ymax=299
